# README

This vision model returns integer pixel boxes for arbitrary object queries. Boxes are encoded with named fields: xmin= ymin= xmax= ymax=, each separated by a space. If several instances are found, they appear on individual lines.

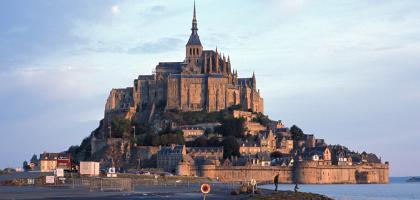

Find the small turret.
xmin=252 ymin=71 xmax=256 ymax=89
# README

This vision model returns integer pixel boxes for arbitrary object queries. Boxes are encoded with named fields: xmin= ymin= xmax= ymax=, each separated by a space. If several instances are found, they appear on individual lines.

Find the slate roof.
xmin=157 ymin=145 xmax=185 ymax=155
xmin=187 ymin=33 xmax=202 ymax=46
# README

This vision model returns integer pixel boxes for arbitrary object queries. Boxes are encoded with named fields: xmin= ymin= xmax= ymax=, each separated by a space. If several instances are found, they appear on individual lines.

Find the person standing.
xmin=294 ymin=183 xmax=299 ymax=193
xmin=274 ymin=173 xmax=279 ymax=192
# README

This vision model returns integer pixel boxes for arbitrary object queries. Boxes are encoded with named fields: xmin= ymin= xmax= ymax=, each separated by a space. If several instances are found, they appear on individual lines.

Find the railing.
xmin=69 ymin=178 xmax=133 ymax=192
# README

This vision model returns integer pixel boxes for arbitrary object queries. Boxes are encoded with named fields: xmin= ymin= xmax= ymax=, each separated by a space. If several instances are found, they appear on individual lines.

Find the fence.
xmin=70 ymin=178 xmax=133 ymax=192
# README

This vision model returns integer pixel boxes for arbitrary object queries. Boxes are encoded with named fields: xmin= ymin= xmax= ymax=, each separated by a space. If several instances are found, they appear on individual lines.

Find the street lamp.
xmin=132 ymin=126 xmax=136 ymax=141
xmin=108 ymin=125 xmax=112 ymax=138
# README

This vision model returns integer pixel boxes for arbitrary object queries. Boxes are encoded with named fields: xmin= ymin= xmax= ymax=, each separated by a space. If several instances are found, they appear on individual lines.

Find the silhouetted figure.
xmin=274 ymin=173 xmax=279 ymax=192
xmin=294 ymin=183 xmax=299 ymax=193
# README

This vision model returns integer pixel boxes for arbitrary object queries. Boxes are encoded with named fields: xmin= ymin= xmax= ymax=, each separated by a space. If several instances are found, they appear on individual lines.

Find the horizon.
xmin=0 ymin=0 xmax=419 ymax=177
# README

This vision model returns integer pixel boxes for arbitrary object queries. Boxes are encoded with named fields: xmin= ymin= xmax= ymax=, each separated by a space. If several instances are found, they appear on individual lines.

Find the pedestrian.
xmin=274 ymin=173 xmax=279 ymax=192
xmin=294 ymin=183 xmax=299 ymax=193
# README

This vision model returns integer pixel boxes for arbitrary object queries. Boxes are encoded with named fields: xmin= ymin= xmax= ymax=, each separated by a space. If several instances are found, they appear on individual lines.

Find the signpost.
xmin=250 ymin=179 xmax=257 ymax=195
xmin=55 ymin=168 xmax=64 ymax=177
xmin=200 ymin=183 xmax=211 ymax=200
xmin=46 ymin=176 xmax=55 ymax=184
xmin=107 ymin=167 xmax=117 ymax=178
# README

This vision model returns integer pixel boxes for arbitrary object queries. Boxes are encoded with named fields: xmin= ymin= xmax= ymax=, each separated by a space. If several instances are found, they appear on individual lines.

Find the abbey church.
xmin=105 ymin=3 xmax=264 ymax=115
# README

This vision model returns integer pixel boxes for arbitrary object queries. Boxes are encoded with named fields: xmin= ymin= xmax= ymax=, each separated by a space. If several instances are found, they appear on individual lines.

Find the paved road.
xmin=0 ymin=172 xmax=53 ymax=181
xmin=0 ymin=185 xmax=251 ymax=200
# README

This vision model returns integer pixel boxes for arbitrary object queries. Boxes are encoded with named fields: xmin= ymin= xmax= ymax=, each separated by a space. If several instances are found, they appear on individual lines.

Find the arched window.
xmin=190 ymin=48 xmax=192 ymax=55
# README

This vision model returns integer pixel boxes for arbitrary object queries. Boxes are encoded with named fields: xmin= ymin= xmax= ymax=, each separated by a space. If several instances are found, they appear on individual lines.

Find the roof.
xmin=187 ymin=33 xmax=202 ymax=46
xmin=157 ymin=62 xmax=184 ymax=69
xmin=187 ymin=147 xmax=223 ymax=153
xmin=169 ymin=73 xmax=226 ymax=78
xmin=304 ymin=146 xmax=329 ymax=157
xmin=158 ymin=145 xmax=185 ymax=155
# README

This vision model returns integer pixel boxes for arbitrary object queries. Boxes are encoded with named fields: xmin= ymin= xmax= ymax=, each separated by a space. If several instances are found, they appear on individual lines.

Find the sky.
xmin=0 ymin=0 xmax=419 ymax=176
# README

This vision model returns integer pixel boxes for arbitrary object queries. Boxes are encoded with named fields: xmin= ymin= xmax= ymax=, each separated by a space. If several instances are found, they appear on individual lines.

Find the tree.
xmin=110 ymin=115 xmax=131 ymax=138
xmin=290 ymin=125 xmax=304 ymax=141
xmin=270 ymin=151 xmax=283 ymax=159
xmin=222 ymin=136 xmax=240 ymax=159
xmin=253 ymin=113 xmax=271 ymax=127
xmin=22 ymin=161 xmax=30 ymax=172
xmin=193 ymin=137 xmax=209 ymax=147
xmin=216 ymin=118 xmax=245 ymax=138
xmin=30 ymin=154 xmax=38 ymax=166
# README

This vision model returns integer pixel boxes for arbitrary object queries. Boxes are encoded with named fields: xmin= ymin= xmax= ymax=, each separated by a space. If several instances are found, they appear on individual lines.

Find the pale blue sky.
xmin=0 ymin=0 xmax=419 ymax=176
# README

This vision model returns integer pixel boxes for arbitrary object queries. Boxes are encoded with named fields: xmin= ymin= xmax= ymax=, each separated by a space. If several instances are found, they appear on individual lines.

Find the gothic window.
xmin=190 ymin=48 xmax=192 ymax=55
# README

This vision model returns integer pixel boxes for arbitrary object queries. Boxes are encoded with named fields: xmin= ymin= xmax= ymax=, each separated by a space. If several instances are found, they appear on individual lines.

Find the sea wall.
xmin=296 ymin=162 xmax=389 ymax=184
xmin=184 ymin=162 xmax=389 ymax=184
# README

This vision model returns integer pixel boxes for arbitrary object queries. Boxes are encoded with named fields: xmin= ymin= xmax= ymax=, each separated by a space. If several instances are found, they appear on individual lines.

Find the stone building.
xmin=240 ymin=130 xmax=276 ymax=155
xmin=103 ymin=2 xmax=264 ymax=120
xmin=39 ymin=152 xmax=60 ymax=172
xmin=181 ymin=127 xmax=205 ymax=141
xmin=157 ymin=144 xmax=223 ymax=173
xmin=157 ymin=145 xmax=187 ymax=173
xmin=277 ymin=137 xmax=294 ymax=154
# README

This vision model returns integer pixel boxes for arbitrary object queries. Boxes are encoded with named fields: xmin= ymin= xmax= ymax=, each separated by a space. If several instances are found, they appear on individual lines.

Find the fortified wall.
xmin=178 ymin=162 xmax=389 ymax=184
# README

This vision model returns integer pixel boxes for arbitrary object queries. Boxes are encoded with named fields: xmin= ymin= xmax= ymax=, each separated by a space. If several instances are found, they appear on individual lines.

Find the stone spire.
xmin=252 ymin=72 xmax=256 ymax=89
xmin=227 ymin=55 xmax=231 ymax=74
xmin=186 ymin=0 xmax=201 ymax=46
xmin=192 ymin=0 xmax=197 ymax=34
xmin=185 ymin=0 xmax=202 ymax=69
xmin=215 ymin=47 xmax=219 ymax=73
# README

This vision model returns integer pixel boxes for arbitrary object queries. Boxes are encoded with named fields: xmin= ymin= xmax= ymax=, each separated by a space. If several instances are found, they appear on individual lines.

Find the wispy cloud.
xmin=129 ymin=37 xmax=183 ymax=54
xmin=111 ymin=5 xmax=120 ymax=15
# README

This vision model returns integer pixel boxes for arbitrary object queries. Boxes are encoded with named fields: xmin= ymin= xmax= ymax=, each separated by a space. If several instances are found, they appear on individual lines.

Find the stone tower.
xmin=185 ymin=1 xmax=203 ymax=73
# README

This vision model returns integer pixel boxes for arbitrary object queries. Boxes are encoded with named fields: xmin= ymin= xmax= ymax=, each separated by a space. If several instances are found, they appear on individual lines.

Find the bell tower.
xmin=185 ymin=1 xmax=203 ymax=69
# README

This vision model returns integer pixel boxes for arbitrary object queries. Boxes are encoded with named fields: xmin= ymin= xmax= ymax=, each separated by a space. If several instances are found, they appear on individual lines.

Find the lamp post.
xmin=108 ymin=125 xmax=112 ymax=138
xmin=132 ymin=126 xmax=136 ymax=141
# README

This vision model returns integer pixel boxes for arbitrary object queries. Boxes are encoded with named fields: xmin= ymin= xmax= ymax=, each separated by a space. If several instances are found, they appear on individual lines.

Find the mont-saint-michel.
xmin=64 ymin=3 xmax=388 ymax=184
xmin=7 ymin=1 xmax=420 ymax=199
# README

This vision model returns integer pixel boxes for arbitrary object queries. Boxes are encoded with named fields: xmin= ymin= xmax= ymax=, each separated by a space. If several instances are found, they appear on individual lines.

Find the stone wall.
xmin=180 ymin=162 xmax=389 ymax=184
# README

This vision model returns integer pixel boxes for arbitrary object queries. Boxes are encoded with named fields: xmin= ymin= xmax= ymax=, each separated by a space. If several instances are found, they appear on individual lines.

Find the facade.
xmin=240 ymin=130 xmax=276 ymax=155
xmin=104 ymin=2 xmax=264 ymax=120
xmin=56 ymin=154 xmax=72 ymax=170
xmin=277 ymin=137 xmax=294 ymax=154
xmin=157 ymin=145 xmax=223 ymax=173
xmin=40 ymin=153 xmax=59 ymax=172
xmin=182 ymin=127 xmax=205 ymax=141
xmin=40 ymin=152 xmax=72 ymax=172
xmin=244 ymin=121 xmax=266 ymax=136
xmin=233 ymin=110 xmax=257 ymax=121
xmin=157 ymin=145 xmax=187 ymax=173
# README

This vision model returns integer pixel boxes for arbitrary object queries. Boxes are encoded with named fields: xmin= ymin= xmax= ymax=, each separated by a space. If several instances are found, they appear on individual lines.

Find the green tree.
xmin=217 ymin=118 xmax=245 ymax=138
xmin=222 ymin=136 xmax=240 ymax=159
xmin=270 ymin=151 xmax=282 ymax=159
xmin=253 ymin=113 xmax=271 ymax=127
xmin=22 ymin=161 xmax=30 ymax=171
xmin=110 ymin=115 xmax=131 ymax=138
xmin=290 ymin=125 xmax=304 ymax=141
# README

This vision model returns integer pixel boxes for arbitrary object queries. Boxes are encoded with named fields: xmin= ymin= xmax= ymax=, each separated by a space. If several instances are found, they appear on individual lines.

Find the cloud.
xmin=111 ymin=5 xmax=120 ymax=15
xmin=129 ymin=37 xmax=184 ymax=54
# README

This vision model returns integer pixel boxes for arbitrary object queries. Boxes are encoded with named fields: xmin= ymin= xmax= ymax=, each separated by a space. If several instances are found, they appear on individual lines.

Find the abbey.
xmin=105 ymin=3 xmax=264 ymax=115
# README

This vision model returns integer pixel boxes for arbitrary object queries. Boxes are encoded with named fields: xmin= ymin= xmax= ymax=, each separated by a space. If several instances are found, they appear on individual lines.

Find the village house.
xmin=40 ymin=153 xmax=59 ymax=172
xmin=239 ymin=130 xmax=276 ymax=155
xmin=304 ymin=146 xmax=332 ymax=165
xmin=157 ymin=144 xmax=224 ymax=173
xmin=277 ymin=137 xmax=294 ymax=154
xmin=181 ymin=127 xmax=205 ymax=141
